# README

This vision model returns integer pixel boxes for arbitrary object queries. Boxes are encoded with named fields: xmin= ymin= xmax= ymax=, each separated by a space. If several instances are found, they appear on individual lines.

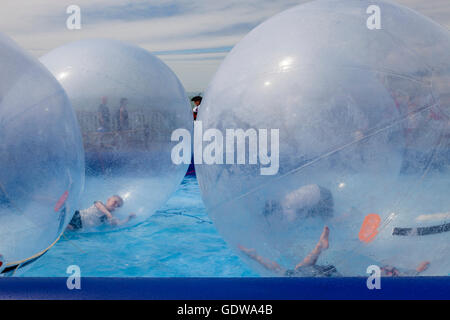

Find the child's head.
xmin=281 ymin=185 xmax=321 ymax=221
xmin=120 ymin=98 xmax=128 ymax=107
xmin=106 ymin=195 xmax=124 ymax=211
xmin=280 ymin=185 xmax=333 ymax=221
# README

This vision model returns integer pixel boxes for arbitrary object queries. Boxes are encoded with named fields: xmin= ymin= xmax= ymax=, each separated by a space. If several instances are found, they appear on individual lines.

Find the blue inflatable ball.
xmin=196 ymin=0 xmax=450 ymax=276
xmin=0 ymin=33 xmax=84 ymax=275
xmin=41 ymin=39 xmax=193 ymax=232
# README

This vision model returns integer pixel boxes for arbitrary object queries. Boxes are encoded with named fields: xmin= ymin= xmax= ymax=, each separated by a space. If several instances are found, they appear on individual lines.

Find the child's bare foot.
xmin=416 ymin=261 xmax=430 ymax=273
xmin=318 ymin=226 xmax=330 ymax=250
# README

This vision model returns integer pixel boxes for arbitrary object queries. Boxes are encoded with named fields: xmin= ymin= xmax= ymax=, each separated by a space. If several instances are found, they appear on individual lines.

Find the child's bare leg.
xmin=238 ymin=245 xmax=285 ymax=274
xmin=295 ymin=226 xmax=329 ymax=269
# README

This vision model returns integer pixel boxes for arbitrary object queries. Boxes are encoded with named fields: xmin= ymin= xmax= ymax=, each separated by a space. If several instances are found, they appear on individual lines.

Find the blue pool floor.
xmin=23 ymin=176 xmax=258 ymax=277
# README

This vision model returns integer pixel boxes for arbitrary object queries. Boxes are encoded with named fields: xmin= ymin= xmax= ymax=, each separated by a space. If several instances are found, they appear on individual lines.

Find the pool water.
xmin=18 ymin=173 xmax=450 ymax=277
xmin=22 ymin=176 xmax=258 ymax=277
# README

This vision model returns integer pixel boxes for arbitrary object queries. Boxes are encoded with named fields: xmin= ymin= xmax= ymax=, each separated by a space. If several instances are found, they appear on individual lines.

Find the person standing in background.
xmin=191 ymin=96 xmax=202 ymax=120
xmin=116 ymin=98 xmax=130 ymax=131
xmin=98 ymin=96 xmax=111 ymax=132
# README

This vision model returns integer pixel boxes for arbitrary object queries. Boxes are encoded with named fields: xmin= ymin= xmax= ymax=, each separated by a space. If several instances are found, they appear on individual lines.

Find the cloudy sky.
xmin=1 ymin=0 xmax=449 ymax=92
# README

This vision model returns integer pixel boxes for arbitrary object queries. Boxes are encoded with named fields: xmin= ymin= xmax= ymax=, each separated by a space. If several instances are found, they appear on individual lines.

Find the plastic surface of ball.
xmin=41 ymin=39 xmax=193 ymax=232
xmin=197 ymin=0 xmax=450 ymax=276
xmin=0 ymin=33 xmax=84 ymax=270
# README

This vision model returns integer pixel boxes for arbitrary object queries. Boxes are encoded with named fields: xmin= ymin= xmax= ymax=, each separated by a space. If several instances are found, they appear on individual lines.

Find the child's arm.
xmin=109 ymin=213 xmax=136 ymax=227
xmin=94 ymin=201 xmax=114 ymax=220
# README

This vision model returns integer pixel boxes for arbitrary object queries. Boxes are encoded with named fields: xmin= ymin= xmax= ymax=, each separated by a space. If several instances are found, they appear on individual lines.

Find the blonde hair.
xmin=112 ymin=195 xmax=124 ymax=207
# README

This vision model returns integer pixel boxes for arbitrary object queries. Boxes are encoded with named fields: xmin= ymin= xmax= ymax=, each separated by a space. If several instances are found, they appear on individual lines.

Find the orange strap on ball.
xmin=359 ymin=214 xmax=381 ymax=243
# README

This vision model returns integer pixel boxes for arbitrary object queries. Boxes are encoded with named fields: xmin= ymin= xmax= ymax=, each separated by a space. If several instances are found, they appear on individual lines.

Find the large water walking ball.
xmin=197 ymin=0 xmax=450 ymax=276
xmin=0 ymin=33 xmax=84 ymax=273
xmin=41 ymin=39 xmax=193 ymax=231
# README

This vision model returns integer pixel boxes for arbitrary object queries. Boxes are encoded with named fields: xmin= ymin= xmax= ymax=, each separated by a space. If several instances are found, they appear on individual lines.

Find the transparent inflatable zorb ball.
xmin=0 ymin=33 xmax=84 ymax=275
xmin=196 ymin=0 xmax=450 ymax=276
xmin=41 ymin=39 xmax=193 ymax=232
